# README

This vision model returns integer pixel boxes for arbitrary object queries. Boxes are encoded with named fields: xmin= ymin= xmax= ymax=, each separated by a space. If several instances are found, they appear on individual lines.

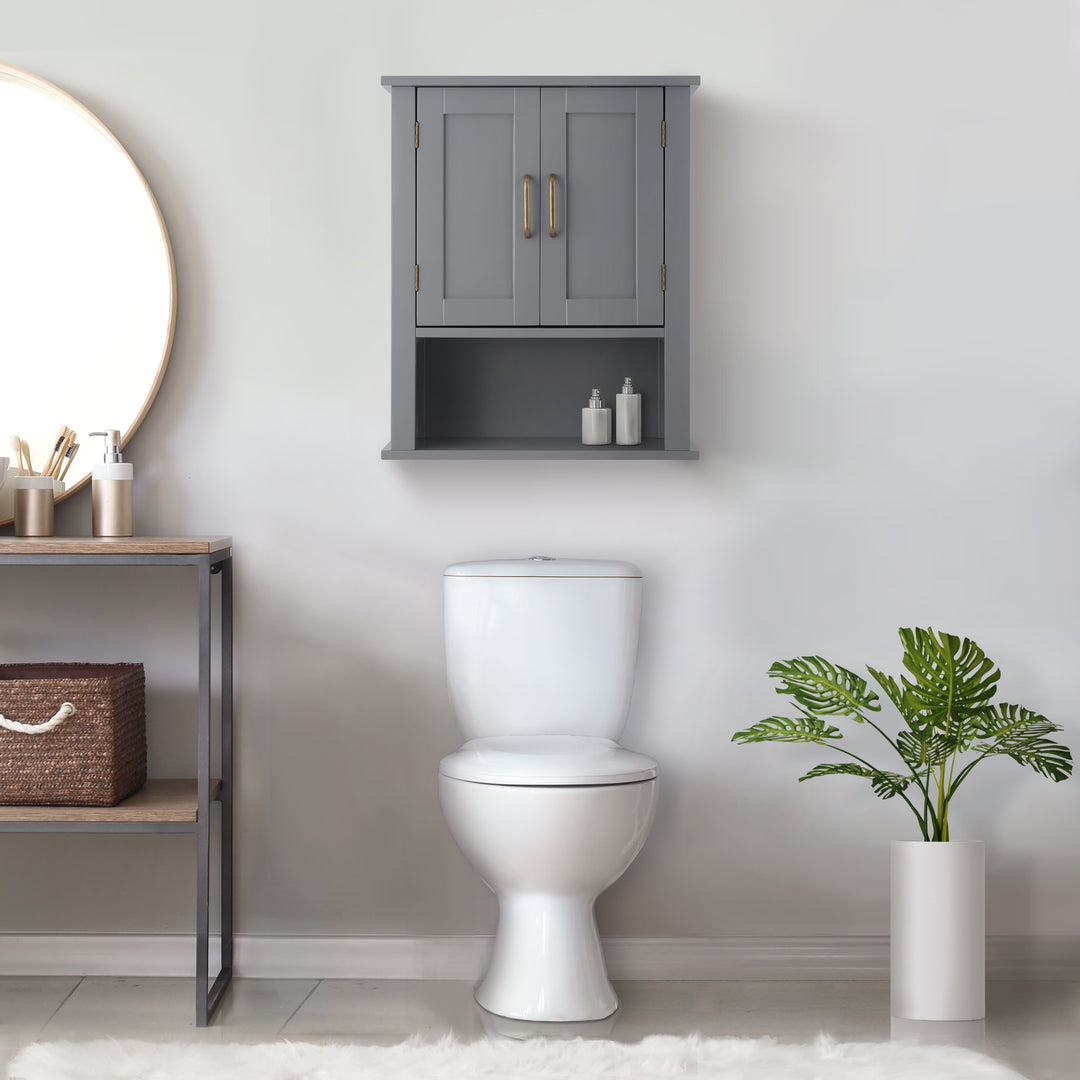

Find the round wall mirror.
xmin=0 ymin=63 xmax=175 ymax=527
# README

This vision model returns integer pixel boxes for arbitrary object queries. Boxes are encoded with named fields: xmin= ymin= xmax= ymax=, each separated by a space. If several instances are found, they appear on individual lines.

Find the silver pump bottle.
xmin=616 ymin=376 xmax=642 ymax=445
xmin=581 ymin=388 xmax=612 ymax=445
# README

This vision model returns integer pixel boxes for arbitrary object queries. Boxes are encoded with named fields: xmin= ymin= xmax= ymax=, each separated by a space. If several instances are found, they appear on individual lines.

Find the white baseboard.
xmin=1 ymin=934 xmax=1077 ymax=980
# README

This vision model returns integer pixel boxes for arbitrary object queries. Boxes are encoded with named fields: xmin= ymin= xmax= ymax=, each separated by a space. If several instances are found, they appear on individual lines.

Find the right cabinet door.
xmin=540 ymin=87 xmax=664 ymax=326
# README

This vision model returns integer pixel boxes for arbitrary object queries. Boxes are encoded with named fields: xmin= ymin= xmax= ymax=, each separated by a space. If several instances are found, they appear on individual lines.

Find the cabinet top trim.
xmin=381 ymin=75 xmax=700 ymax=90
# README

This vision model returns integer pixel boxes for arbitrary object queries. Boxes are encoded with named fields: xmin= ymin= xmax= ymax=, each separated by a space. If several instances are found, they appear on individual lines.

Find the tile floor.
xmin=1 ymin=977 xmax=1078 ymax=1078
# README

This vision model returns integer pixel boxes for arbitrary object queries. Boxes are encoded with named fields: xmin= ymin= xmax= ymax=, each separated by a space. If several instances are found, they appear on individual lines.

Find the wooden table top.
xmin=0 ymin=536 xmax=231 ymax=555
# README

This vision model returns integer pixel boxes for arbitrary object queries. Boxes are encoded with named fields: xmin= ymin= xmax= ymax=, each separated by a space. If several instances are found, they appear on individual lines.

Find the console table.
xmin=0 ymin=536 xmax=233 ymax=1026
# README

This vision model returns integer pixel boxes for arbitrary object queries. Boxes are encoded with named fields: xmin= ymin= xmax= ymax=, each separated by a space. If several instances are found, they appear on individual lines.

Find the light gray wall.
xmin=2 ymin=0 xmax=1079 ymax=942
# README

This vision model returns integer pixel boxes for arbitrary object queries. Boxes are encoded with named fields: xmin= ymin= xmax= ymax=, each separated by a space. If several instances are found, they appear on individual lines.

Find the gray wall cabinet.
xmin=382 ymin=76 xmax=700 ymax=460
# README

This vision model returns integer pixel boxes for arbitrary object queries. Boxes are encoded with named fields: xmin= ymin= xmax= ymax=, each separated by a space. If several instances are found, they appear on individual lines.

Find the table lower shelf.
xmin=0 ymin=778 xmax=221 ymax=830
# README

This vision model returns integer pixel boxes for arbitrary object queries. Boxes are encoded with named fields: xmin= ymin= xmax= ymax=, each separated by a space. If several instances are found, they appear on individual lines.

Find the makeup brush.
xmin=57 ymin=442 xmax=80 ymax=482
xmin=9 ymin=434 xmax=25 ymax=476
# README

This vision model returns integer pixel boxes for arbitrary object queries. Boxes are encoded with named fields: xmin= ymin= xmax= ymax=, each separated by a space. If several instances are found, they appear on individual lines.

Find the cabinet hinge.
xmin=661 ymin=120 xmax=666 ymax=148
xmin=414 ymin=121 xmax=419 ymax=149
xmin=414 ymin=264 xmax=419 ymax=291
xmin=661 ymin=263 xmax=666 ymax=292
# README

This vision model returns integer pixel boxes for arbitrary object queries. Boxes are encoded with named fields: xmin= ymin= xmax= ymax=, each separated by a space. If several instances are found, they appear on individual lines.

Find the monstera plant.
xmin=732 ymin=627 xmax=1071 ymax=841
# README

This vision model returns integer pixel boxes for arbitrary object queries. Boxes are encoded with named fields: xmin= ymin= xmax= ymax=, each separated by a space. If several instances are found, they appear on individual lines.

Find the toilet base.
xmin=475 ymin=893 xmax=618 ymax=1022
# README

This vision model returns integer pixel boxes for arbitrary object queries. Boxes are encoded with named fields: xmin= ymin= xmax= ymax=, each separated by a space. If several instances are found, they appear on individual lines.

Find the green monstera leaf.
xmin=799 ymin=762 xmax=873 ymax=781
xmin=868 ymin=665 xmax=933 ymax=732
xmin=768 ymin=656 xmax=880 ymax=719
xmin=896 ymin=729 xmax=952 ymax=769
xmin=970 ymin=702 xmax=1059 ymax=742
xmin=731 ymin=715 xmax=842 ymax=745
xmin=870 ymin=771 xmax=915 ymax=800
xmin=898 ymin=628 xmax=1000 ymax=736
xmin=798 ymin=762 xmax=913 ymax=801
xmin=969 ymin=703 xmax=1072 ymax=782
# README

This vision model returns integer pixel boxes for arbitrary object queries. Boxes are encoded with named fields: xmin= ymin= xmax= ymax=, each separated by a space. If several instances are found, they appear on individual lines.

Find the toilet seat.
xmin=439 ymin=734 xmax=658 ymax=786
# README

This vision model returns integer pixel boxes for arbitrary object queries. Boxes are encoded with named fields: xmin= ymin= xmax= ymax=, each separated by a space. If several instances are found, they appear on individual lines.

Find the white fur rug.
xmin=7 ymin=1034 xmax=1026 ymax=1079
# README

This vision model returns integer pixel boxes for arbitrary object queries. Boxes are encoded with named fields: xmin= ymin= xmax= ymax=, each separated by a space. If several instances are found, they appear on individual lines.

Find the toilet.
xmin=438 ymin=556 xmax=659 ymax=1022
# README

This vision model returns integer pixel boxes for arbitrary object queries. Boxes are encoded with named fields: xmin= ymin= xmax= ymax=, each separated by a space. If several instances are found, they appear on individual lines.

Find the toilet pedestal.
xmin=476 ymin=894 xmax=617 ymax=1021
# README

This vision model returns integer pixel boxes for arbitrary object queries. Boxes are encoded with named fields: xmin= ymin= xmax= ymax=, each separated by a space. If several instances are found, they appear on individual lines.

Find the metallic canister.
xmin=92 ymin=477 xmax=133 ymax=537
xmin=14 ymin=476 xmax=55 ymax=537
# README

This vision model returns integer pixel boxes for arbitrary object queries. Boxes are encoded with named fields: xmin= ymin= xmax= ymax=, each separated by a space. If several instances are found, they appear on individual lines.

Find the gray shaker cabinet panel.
xmin=540 ymin=87 xmax=664 ymax=327
xmin=417 ymin=87 xmax=540 ymax=326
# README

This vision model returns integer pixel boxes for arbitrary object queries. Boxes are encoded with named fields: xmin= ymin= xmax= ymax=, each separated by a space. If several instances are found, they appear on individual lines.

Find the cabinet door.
xmin=540 ymin=87 xmax=664 ymax=326
xmin=417 ymin=88 xmax=540 ymax=326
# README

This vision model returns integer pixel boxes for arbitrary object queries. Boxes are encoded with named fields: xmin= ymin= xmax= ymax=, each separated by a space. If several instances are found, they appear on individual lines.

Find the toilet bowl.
xmin=438 ymin=558 xmax=658 ymax=1022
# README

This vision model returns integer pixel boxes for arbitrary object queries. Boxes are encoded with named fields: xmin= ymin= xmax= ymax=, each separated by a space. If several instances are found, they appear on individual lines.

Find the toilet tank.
xmin=444 ymin=557 xmax=643 ymax=741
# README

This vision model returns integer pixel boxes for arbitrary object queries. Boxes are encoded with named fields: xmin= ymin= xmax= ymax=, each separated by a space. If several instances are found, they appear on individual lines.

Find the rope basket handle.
xmin=0 ymin=702 xmax=76 ymax=734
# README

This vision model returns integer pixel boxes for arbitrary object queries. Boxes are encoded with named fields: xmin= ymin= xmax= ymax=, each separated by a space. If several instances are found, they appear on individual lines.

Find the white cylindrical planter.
xmin=891 ymin=840 xmax=985 ymax=1021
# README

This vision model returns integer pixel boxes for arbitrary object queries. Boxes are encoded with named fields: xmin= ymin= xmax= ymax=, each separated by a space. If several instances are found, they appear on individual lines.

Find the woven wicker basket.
xmin=0 ymin=663 xmax=146 ymax=806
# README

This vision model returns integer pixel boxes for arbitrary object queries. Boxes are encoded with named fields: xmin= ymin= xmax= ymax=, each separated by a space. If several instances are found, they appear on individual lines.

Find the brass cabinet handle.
xmin=523 ymin=174 xmax=532 ymax=239
xmin=549 ymin=173 xmax=557 ymax=237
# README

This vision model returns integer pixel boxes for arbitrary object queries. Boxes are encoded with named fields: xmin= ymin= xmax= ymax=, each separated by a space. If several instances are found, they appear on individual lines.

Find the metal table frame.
xmin=0 ymin=544 xmax=233 ymax=1026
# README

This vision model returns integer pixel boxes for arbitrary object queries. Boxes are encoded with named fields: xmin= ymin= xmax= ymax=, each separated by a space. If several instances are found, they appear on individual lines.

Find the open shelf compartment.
xmin=383 ymin=335 xmax=697 ymax=459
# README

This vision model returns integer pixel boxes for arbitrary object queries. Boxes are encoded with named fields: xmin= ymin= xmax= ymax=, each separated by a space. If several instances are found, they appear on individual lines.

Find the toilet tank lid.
xmin=445 ymin=557 xmax=641 ymax=578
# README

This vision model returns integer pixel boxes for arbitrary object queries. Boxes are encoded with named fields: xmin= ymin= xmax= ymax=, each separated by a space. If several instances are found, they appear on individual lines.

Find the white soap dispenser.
xmin=581 ymin=388 xmax=612 ymax=445
xmin=616 ymin=376 xmax=642 ymax=445
xmin=90 ymin=429 xmax=133 ymax=537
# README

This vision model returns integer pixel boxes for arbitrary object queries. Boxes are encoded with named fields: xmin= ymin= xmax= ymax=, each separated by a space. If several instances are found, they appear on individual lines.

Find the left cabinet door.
xmin=417 ymin=88 xmax=540 ymax=326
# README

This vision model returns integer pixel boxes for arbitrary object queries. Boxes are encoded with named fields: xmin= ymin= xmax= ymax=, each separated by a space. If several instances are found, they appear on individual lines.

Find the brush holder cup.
xmin=14 ymin=475 xmax=55 ymax=537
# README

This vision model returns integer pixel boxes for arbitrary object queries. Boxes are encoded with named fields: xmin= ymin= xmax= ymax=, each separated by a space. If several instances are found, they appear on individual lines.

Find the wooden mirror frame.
xmin=0 ymin=62 xmax=176 ymax=526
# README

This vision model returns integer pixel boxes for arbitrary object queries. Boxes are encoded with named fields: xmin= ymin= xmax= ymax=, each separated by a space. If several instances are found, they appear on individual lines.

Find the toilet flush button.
xmin=530 ymin=555 xmax=556 ymax=561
